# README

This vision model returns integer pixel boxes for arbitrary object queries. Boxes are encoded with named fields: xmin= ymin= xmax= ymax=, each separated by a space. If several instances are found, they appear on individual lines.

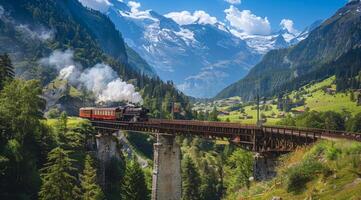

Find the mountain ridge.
xmin=216 ymin=1 xmax=361 ymax=100
xmin=102 ymin=0 xmax=312 ymax=98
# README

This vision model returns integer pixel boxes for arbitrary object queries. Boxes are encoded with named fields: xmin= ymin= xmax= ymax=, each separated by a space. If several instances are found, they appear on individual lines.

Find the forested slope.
xmin=0 ymin=0 xmax=191 ymax=117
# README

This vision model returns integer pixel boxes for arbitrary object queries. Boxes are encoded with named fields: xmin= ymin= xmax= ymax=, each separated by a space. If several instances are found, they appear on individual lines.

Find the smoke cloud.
xmin=41 ymin=50 xmax=143 ymax=104
xmin=0 ymin=5 xmax=54 ymax=41
xmin=0 ymin=6 xmax=4 ymax=17
xmin=15 ymin=24 xmax=55 ymax=41
xmin=40 ymin=49 xmax=75 ymax=71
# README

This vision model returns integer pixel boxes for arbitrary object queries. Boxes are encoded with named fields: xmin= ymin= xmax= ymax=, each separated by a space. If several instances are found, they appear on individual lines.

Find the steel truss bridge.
xmin=91 ymin=119 xmax=361 ymax=153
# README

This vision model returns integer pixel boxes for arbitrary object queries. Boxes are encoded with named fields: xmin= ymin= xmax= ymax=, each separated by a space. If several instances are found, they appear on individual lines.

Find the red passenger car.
xmin=79 ymin=106 xmax=149 ymax=122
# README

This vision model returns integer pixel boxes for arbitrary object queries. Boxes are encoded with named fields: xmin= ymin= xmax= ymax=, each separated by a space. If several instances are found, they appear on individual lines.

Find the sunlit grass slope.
xmin=218 ymin=76 xmax=361 ymax=125
xmin=238 ymin=140 xmax=361 ymax=200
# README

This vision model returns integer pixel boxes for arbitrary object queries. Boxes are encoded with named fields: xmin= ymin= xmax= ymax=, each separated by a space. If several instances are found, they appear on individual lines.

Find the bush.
xmin=285 ymin=159 xmax=331 ymax=193
xmin=325 ymin=145 xmax=341 ymax=161
xmin=47 ymin=108 xmax=61 ymax=119
xmin=346 ymin=113 xmax=361 ymax=132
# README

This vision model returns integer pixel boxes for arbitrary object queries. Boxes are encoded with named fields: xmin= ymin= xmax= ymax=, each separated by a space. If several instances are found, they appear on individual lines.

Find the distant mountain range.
xmin=216 ymin=1 xmax=361 ymax=100
xmin=102 ymin=0 xmax=319 ymax=98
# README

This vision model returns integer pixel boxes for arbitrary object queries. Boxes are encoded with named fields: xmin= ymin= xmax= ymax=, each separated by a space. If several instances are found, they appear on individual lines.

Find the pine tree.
xmin=80 ymin=155 xmax=104 ymax=200
xmin=350 ymin=91 xmax=355 ymax=102
xmin=58 ymin=111 xmax=68 ymax=135
xmin=0 ymin=54 xmax=14 ymax=90
xmin=39 ymin=147 xmax=81 ymax=200
xmin=121 ymin=159 xmax=149 ymax=200
xmin=225 ymin=149 xmax=253 ymax=195
xmin=208 ymin=106 xmax=219 ymax=121
xmin=182 ymin=156 xmax=201 ymax=200
xmin=200 ymin=164 xmax=219 ymax=200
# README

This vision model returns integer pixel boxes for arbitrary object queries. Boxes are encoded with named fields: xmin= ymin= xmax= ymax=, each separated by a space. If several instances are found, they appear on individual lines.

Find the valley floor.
xmin=193 ymin=76 xmax=361 ymax=125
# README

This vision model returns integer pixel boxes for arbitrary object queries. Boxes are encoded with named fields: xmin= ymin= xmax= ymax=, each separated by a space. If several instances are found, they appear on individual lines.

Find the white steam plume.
xmin=15 ymin=24 xmax=55 ymax=41
xmin=40 ymin=50 xmax=75 ymax=71
xmin=40 ymin=50 xmax=143 ymax=104
xmin=0 ymin=6 xmax=4 ymax=17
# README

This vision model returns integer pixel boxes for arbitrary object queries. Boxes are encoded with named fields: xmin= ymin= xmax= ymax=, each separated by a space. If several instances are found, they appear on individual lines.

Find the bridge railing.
xmin=264 ymin=125 xmax=361 ymax=141
xmin=149 ymin=119 xmax=258 ymax=129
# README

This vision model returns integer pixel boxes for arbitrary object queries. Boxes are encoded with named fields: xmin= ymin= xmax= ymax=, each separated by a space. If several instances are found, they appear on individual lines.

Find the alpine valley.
xmin=94 ymin=0 xmax=321 ymax=98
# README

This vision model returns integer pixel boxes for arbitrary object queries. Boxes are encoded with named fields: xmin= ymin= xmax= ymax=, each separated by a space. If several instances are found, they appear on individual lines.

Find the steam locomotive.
xmin=79 ymin=105 xmax=149 ymax=122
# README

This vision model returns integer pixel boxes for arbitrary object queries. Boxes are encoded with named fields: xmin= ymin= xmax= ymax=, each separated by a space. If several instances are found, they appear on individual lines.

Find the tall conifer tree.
xmin=121 ymin=159 xmax=149 ymax=200
xmin=80 ymin=155 xmax=104 ymax=200
xmin=39 ymin=147 xmax=81 ymax=200
xmin=182 ymin=156 xmax=201 ymax=200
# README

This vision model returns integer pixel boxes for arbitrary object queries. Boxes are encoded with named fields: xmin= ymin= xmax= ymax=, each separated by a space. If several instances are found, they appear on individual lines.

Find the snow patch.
xmin=174 ymin=28 xmax=195 ymax=42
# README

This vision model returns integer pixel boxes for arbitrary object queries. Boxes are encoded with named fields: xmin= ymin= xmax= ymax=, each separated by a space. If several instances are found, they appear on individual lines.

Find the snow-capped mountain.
xmin=101 ymin=0 xmax=317 ymax=98
xmin=231 ymin=20 xmax=322 ymax=54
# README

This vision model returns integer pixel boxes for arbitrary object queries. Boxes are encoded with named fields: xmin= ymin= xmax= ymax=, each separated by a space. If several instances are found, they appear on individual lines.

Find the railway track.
xmin=90 ymin=119 xmax=361 ymax=152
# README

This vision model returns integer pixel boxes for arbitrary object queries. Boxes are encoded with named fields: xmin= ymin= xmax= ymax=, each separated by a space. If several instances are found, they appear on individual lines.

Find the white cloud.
xmin=165 ymin=10 xmax=218 ymax=25
xmin=225 ymin=0 xmax=241 ymax=4
xmin=0 ymin=6 xmax=4 ymax=17
xmin=128 ymin=1 xmax=141 ymax=12
xmin=280 ymin=19 xmax=299 ymax=34
xmin=224 ymin=5 xmax=271 ymax=35
xmin=78 ymin=0 xmax=112 ymax=12
xmin=120 ymin=1 xmax=155 ymax=20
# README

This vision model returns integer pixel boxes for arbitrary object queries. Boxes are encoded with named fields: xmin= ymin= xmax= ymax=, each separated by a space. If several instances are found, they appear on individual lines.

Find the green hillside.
xmin=194 ymin=76 xmax=361 ymax=125
xmin=216 ymin=1 xmax=361 ymax=101
xmin=235 ymin=140 xmax=361 ymax=200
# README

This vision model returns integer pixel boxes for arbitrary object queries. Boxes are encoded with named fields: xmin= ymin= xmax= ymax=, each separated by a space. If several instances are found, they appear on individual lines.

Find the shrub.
xmin=47 ymin=108 xmax=61 ymax=119
xmin=285 ymin=159 xmax=331 ymax=193
xmin=325 ymin=145 xmax=341 ymax=161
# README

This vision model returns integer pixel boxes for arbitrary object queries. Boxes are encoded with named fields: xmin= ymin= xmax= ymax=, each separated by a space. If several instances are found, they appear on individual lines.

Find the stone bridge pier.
xmin=152 ymin=133 xmax=182 ymax=200
xmin=95 ymin=132 xmax=121 ymax=188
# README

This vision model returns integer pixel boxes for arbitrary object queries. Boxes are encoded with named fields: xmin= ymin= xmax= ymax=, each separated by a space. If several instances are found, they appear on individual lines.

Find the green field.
xmin=216 ymin=76 xmax=361 ymax=125
xmin=45 ymin=117 xmax=89 ymax=128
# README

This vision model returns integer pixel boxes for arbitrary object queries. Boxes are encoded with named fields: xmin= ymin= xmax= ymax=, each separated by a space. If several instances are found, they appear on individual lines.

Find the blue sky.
xmin=132 ymin=0 xmax=348 ymax=31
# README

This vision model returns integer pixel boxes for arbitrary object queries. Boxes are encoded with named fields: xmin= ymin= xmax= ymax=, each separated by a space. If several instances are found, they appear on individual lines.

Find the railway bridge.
xmin=90 ymin=119 xmax=361 ymax=200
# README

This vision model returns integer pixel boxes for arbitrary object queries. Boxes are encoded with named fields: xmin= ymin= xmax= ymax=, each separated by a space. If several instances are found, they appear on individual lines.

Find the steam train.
xmin=79 ymin=105 xmax=149 ymax=122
